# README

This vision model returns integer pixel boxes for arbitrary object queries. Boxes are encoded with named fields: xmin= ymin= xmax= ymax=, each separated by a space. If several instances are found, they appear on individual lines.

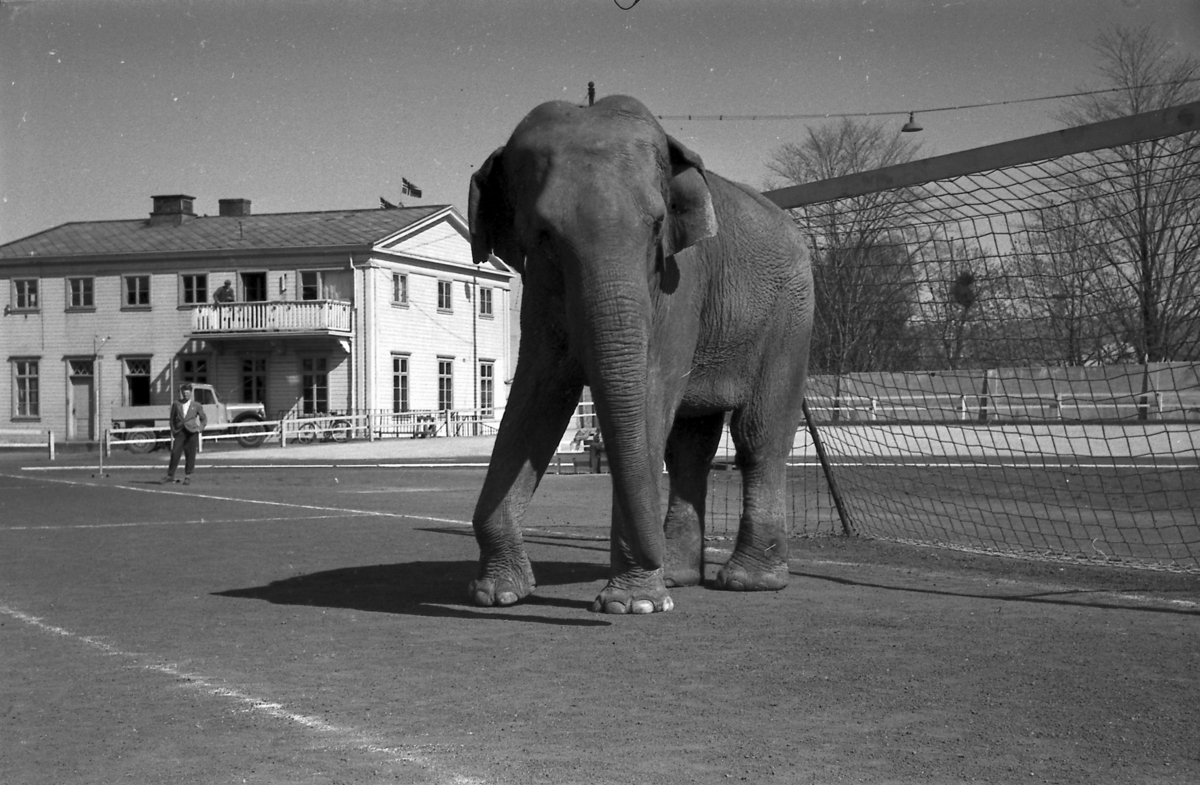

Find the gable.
xmin=375 ymin=214 xmax=511 ymax=275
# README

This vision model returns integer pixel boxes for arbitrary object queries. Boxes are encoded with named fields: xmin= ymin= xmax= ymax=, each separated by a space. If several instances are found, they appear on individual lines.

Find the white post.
xmin=48 ymin=430 xmax=55 ymax=461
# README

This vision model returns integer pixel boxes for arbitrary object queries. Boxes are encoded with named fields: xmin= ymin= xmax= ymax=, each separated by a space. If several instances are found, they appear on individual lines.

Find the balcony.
xmin=190 ymin=299 xmax=352 ymax=337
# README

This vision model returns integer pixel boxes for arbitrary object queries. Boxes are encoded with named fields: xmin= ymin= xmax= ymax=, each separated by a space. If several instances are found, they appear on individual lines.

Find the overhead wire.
xmin=654 ymin=78 xmax=1200 ymax=122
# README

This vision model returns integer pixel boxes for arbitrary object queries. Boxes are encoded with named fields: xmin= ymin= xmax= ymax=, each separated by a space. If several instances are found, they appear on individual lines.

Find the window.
xmin=300 ymin=271 xmax=322 ymax=301
xmin=180 ymin=357 xmax=208 ymax=385
xmin=13 ymin=359 xmax=39 ymax=418
xmin=478 ymin=287 xmax=493 ymax=318
xmin=69 ymin=359 xmax=94 ymax=377
xmin=438 ymin=358 xmax=454 ymax=411
xmin=392 ymin=355 xmax=409 ymax=413
xmin=242 ymin=358 xmax=266 ymax=404
xmin=12 ymin=279 xmax=38 ymax=311
xmin=67 ymin=277 xmax=94 ymax=309
xmin=241 ymin=272 xmax=267 ymax=302
xmin=479 ymin=361 xmax=494 ymax=418
xmin=124 ymin=357 xmax=152 ymax=405
xmin=181 ymin=274 xmax=208 ymax=305
xmin=123 ymin=275 xmax=150 ymax=308
xmin=437 ymin=280 xmax=452 ymax=312
xmin=392 ymin=273 xmax=408 ymax=305
xmin=301 ymin=357 xmax=328 ymax=414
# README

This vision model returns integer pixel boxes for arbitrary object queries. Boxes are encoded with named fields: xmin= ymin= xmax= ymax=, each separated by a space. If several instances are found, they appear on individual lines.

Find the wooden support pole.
xmin=803 ymin=399 xmax=857 ymax=537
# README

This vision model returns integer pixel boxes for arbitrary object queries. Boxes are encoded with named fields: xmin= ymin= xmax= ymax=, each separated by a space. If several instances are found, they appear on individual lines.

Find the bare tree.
xmin=1053 ymin=26 xmax=1200 ymax=362
xmin=767 ymin=119 xmax=926 ymax=374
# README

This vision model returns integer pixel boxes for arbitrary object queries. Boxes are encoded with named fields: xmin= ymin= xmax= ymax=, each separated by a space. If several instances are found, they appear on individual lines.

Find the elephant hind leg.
xmin=713 ymin=405 xmax=801 ymax=592
xmin=663 ymin=411 xmax=726 ymax=588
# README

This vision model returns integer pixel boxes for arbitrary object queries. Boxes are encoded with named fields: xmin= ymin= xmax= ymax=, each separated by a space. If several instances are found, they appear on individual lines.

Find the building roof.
xmin=0 ymin=204 xmax=450 ymax=260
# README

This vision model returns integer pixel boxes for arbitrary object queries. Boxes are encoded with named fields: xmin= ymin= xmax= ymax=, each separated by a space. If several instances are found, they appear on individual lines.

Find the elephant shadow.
xmin=215 ymin=560 xmax=614 ymax=627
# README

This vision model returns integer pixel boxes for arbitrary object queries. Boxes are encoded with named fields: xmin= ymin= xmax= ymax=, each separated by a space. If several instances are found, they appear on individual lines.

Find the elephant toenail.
xmin=497 ymin=592 xmax=518 ymax=605
xmin=605 ymin=601 xmax=628 ymax=614
xmin=631 ymin=600 xmax=655 ymax=614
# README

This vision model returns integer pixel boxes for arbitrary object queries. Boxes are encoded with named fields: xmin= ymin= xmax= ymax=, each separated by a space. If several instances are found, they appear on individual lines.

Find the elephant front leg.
xmin=591 ymin=485 xmax=675 ymax=614
xmin=470 ymin=367 xmax=582 ymax=607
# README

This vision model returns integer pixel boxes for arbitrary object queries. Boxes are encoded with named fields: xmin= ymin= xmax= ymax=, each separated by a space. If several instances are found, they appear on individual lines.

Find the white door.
xmin=69 ymin=376 xmax=94 ymax=441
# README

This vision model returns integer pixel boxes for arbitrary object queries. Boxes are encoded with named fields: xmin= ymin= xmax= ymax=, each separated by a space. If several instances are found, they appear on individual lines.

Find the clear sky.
xmin=1 ymin=0 xmax=1198 ymax=245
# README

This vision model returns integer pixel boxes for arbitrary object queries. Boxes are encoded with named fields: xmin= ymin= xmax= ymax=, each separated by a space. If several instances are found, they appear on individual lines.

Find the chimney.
xmin=148 ymin=194 xmax=197 ymax=226
xmin=219 ymin=198 xmax=252 ymax=217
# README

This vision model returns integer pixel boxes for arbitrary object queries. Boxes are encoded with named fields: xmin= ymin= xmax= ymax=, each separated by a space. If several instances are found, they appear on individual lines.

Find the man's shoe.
xmin=160 ymin=476 xmax=175 ymax=484
xmin=182 ymin=477 xmax=191 ymax=486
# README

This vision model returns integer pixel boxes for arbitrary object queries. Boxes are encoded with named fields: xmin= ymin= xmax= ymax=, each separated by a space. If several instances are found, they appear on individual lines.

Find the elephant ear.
xmin=468 ymin=147 xmax=525 ymax=274
xmin=664 ymin=135 xmax=718 ymax=257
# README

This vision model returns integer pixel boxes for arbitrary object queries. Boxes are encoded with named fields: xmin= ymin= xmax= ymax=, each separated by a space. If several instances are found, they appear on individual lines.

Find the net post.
xmin=802 ymin=399 xmax=857 ymax=536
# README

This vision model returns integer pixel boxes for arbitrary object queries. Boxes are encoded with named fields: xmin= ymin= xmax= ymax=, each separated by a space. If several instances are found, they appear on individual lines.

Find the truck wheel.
xmin=236 ymin=422 xmax=266 ymax=448
xmin=297 ymin=423 xmax=318 ymax=444
xmin=126 ymin=429 xmax=157 ymax=454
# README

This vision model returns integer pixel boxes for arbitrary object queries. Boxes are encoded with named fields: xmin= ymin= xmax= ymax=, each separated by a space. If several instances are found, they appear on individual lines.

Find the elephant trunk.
xmin=567 ymin=270 xmax=664 ymax=570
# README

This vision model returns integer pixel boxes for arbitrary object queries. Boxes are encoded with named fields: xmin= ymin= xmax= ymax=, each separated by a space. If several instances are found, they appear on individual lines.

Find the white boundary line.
xmin=19 ymin=462 xmax=490 ymax=471
xmin=4 ymin=513 xmax=368 ymax=531
xmin=0 ymin=603 xmax=488 ymax=785
xmin=0 ymin=472 xmax=473 ymax=528
xmin=19 ymin=460 xmax=1199 ymax=471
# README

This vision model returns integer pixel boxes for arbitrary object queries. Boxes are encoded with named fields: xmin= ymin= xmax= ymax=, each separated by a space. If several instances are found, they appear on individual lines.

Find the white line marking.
xmin=4 ymin=514 xmax=371 ymax=531
xmin=20 ymin=462 xmax=489 ymax=471
xmin=0 ymin=603 xmax=488 ymax=785
xmin=0 ymin=472 xmax=472 ymax=527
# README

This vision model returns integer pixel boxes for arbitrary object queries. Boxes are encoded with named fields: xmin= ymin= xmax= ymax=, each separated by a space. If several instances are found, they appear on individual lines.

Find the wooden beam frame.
xmin=764 ymin=101 xmax=1200 ymax=209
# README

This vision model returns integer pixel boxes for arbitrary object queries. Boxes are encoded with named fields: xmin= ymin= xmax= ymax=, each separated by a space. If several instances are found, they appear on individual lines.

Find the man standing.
xmin=161 ymin=383 xmax=207 ymax=485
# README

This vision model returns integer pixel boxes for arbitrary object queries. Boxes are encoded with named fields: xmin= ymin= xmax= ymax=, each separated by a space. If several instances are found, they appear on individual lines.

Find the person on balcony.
xmin=213 ymin=280 xmax=236 ymax=304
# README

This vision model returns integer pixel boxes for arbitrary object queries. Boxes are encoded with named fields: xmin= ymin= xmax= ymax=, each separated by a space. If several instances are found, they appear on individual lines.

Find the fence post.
xmin=1138 ymin=359 xmax=1151 ymax=421
xmin=958 ymin=395 xmax=967 ymax=421
xmin=802 ymin=399 xmax=857 ymax=537
xmin=48 ymin=430 xmax=55 ymax=461
xmin=977 ymin=370 xmax=991 ymax=423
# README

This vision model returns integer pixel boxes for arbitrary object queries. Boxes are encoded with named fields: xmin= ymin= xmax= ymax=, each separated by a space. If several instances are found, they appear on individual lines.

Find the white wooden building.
xmin=0 ymin=194 xmax=514 ymax=443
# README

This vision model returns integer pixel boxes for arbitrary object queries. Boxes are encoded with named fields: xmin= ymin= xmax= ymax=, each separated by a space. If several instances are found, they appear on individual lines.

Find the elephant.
xmin=467 ymin=95 xmax=813 ymax=614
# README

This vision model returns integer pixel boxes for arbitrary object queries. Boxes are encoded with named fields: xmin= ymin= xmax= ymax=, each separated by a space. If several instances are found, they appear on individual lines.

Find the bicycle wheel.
xmin=297 ymin=422 xmax=318 ymax=444
xmin=330 ymin=420 xmax=351 ymax=442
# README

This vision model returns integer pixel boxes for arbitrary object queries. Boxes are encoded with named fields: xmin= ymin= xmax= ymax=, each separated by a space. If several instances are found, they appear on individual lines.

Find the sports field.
xmin=2 ymin=443 xmax=1198 ymax=784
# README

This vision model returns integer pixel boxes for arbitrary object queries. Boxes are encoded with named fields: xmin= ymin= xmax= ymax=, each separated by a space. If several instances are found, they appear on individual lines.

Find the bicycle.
xmin=295 ymin=412 xmax=353 ymax=444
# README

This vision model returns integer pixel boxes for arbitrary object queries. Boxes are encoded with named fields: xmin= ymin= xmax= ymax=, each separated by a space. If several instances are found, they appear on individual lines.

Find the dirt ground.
xmin=2 ymin=449 xmax=1198 ymax=784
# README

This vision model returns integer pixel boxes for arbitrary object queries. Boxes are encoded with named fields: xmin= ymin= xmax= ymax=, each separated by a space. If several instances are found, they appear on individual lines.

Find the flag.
xmin=380 ymin=197 xmax=399 ymax=209
xmin=401 ymin=178 xmax=423 ymax=198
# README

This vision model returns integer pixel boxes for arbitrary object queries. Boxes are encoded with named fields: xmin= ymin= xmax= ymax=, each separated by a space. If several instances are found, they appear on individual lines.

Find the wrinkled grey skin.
xmin=468 ymin=95 xmax=813 ymax=614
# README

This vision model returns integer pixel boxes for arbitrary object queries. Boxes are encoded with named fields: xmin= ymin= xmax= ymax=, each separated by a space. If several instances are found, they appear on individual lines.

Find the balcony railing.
xmin=190 ymin=299 xmax=352 ymax=335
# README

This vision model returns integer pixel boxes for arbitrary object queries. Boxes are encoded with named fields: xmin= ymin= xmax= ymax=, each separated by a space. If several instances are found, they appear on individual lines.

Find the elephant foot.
xmin=590 ymin=568 xmax=674 ymax=614
xmin=713 ymin=556 xmax=789 ymax=592
xmin=469 ymin=555 xmax=536 ymax=607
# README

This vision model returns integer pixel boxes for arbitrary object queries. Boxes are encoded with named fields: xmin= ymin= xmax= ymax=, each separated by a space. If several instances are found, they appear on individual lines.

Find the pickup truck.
xmin=111 ymin=384 xmax=267 ymax=452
